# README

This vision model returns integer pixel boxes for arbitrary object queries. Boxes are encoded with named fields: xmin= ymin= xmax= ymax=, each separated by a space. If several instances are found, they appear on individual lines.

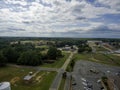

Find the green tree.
xmin=57 ymin=50 xmax=62 ymax=57
xmin=70 ymin=60 xmax=75 ymax=68
xmin=17 ymin=51 xmax=42 ymax=66
xmin=47 ymin=47 xmax=58 ymax=60
xmin=0 ymin=52 xmax=7 ymax=66
xmin=2 ymin=47 xmax=19 ymax=63
xmin=78 ymin=47 xmax=85 ymax=53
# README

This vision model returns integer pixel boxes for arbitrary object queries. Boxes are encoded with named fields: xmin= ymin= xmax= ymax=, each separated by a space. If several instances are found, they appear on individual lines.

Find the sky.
xmin=0 ymin=0 xmax=120 ymax=38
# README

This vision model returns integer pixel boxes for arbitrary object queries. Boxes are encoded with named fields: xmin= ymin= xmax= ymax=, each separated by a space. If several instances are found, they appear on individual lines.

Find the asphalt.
xmin=49 ymin=50 xmax=77 ymax=90
xmin=64 ymin=72 xmax=71 ymax=90
xmin=72 ymin=60 xmax=120 ymax=90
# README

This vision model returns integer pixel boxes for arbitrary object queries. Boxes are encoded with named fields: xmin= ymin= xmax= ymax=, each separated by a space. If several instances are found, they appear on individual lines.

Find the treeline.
xmin=0 ymin=43 xmax=62 ymax=67
xmin=55 ymin=40 xmax=87 ymax=47
xmin=78 ymin=43 xmax=92 ymax=53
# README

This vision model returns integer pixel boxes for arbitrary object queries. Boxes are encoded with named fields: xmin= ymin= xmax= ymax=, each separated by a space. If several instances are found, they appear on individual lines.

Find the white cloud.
xmin=4 ymin=0 xmax=27 ymax=6
xmin=0 ymin=0 xmax=119 ymax=37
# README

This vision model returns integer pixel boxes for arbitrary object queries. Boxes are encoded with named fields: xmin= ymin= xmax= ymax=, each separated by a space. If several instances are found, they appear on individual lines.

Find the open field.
xmin=113 ymin=54 xmax=120 ymax=57
xmin=59 ymin=78 xmax=65 ymax=90
xmin=35 ymin=45 xmax=49 ymax=49
xmin=106 ymin=54 xmax=120 ymax=65
xmin=41 ymin=52 xmax=70 ymax=68
xmin=0 ymin=66 xmax=57 ymax=90
xmin=93 ymin=46 xmax=108 ymax=51
xmin=72 ymin=53 xmax=120 ymax=66
xmin=0 ymin=66 xmax=35 ymax=82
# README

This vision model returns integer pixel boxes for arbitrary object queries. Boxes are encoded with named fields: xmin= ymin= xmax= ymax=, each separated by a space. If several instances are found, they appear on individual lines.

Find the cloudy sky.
xmin=0 ymin=0 xmax=120 ymax=38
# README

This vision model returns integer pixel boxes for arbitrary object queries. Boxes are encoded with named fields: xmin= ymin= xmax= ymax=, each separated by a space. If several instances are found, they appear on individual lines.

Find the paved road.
xmin=61 ymin=52 xmax=76 ymax=70
xmin=64 ymin=72 xmax=71 ymax=90
xmin=72 ymin=60 xmax=120 ymax=90
xmin=49 ymin=50 xmax=77 ymax=90
xmin=49 ymin=69 xmax=64 ymax=90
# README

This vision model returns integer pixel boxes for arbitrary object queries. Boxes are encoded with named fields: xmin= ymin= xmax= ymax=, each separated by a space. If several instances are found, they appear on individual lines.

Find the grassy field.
xmin=94 ymin=46 xmax=108 ymax=51
xmin=35 ymin=45 xmax=49 ymax=49
xmin=41 ymin=52 xmax=70 ymax=68
xmin=59 ymin=78 xmax=65 ymax=90
xmin=72 ymin=53 xmax=120 ymax=66
xmin=106 ymin=54 xmax=120 ymax=65
xmin=0 ymin=66 xmax=35 ymax=82
xmin=0 ymin=66 xmax=57 ymax=90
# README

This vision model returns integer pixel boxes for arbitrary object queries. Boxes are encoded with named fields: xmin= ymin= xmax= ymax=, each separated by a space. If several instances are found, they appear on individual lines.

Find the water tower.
xmin=0 ymin=82 xmax=11 ymax=90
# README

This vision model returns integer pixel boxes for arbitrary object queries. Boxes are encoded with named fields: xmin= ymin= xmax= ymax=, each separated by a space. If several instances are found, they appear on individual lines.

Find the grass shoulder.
xmin=41 ymin=52 xmax=70 ymax=68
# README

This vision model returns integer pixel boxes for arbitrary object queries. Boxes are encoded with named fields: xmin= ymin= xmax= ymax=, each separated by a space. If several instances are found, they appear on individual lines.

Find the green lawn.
xmin=12 ymin=72 xmax=57 ymax=90
xmin=41 ymin=52 xmax=70 ymax=68
xmin=94 ymin=46 xmax=108 ymax=51
xmin=35 ymin=45 xmax=48 ymax=49
xmin=0 ymin=66 xmax=35 ymax=82
xmin=72 ymin=53 xmax=92 ymax=61
xmin=72 ymin=53 xmax=120 ymax=66
xmin=0 ymin=66 xmax=57 ymax=90
xmin=105 ymin=54 xmax=120 ymax=66
xmin=59 ymin=78 xmax=65 ymax=90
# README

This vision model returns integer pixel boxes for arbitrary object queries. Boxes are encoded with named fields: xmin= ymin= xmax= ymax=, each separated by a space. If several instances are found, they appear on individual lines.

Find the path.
xmin=49 ymin=50 xmax=77 ymax=90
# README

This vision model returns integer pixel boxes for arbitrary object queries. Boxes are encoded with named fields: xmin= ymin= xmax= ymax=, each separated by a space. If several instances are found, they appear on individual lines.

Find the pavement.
xmin=49 ymin=69 xmax=64 ymax=90
xmin=64 ymin=72 xmax=71 ymax=90
xmin=72 ymin=60 xmax=120 ymax=90
xmin=49 ymin=50 xmax=77 ymax=90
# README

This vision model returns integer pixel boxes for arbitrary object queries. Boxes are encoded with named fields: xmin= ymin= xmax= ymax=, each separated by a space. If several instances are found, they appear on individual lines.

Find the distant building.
xmin=88 ymin=40 xmax=102 ymax=46
xmin=10 ymin=41 xmax=18 ymax=45
xmin=63 ymin=45 xmax=71 ymax=51
xmin=114 ymin=49 xmax=120 ymax=54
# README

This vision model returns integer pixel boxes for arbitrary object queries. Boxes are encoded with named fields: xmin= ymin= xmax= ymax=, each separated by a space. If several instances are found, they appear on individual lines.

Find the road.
xmin=61 ymin=51 xmax=75 ymax=70
xmin=49 ymin=50 xmax=77 ymax=90
xmin=64 ymin=72 xmax=71 ymax=90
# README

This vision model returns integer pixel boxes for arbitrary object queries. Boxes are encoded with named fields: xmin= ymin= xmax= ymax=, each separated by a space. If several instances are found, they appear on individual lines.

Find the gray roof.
xmin=24 ymin=75 xmax=33 ymax=80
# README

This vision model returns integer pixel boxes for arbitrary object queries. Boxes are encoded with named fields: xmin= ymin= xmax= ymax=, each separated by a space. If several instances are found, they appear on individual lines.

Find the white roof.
xmin=115 ymin=49 xmax=120 ymax=53
xmin=24 ymin=75 xmax=33 ymax=80
xmin=0 ymin=82 xmax=10 ymax=89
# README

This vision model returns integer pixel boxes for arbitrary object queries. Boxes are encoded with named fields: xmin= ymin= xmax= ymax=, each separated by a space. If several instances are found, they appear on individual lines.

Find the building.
xmin=23 ymin=73 xmax=34 ymax=84
xmin=114 ymin=49 xmax=120 ymax=54
xmin=0 ymin=82 xmax=11 ymax=90
xmin=63 ymin=45 xmax=71 ymax=51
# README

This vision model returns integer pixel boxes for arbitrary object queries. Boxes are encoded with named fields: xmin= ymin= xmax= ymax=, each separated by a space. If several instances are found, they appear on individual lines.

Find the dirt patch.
xmin=113 ymin=54 xmax=120 ymax=57
xmin=10 ymin=77 xmax=20 ymax=85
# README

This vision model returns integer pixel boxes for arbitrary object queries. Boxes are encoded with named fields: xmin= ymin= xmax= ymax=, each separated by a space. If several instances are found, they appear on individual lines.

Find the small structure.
xmin=114 ymin=49 xmax=120 ymax=54
xmin=63 ymin=45 xmax=71 ymax=51
xmin=0 ymin=82 xmax=11 ymax=90
xmin=23 ymin=72 xmax=34 ymax=83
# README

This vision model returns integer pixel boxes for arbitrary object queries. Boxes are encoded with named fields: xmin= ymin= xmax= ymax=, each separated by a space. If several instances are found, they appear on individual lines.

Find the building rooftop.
xmin=24 ymin=75 xmax=33 ymax=81
xmin=0 ymin=82 xmax=10 ymax=89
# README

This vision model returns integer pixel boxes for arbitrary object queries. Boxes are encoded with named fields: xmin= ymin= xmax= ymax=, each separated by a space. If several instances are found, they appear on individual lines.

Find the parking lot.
xmin=72 ymin=60 xmax=120 ymax=90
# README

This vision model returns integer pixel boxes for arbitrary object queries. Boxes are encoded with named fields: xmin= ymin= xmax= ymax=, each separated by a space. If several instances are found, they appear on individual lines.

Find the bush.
xmin=17 ymin=51 xmax=42 ymax=66
xmin=47 ymin=47 xmax=62 ymax=60
xmin=0 ymin=52 xmax=7 ymax=66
